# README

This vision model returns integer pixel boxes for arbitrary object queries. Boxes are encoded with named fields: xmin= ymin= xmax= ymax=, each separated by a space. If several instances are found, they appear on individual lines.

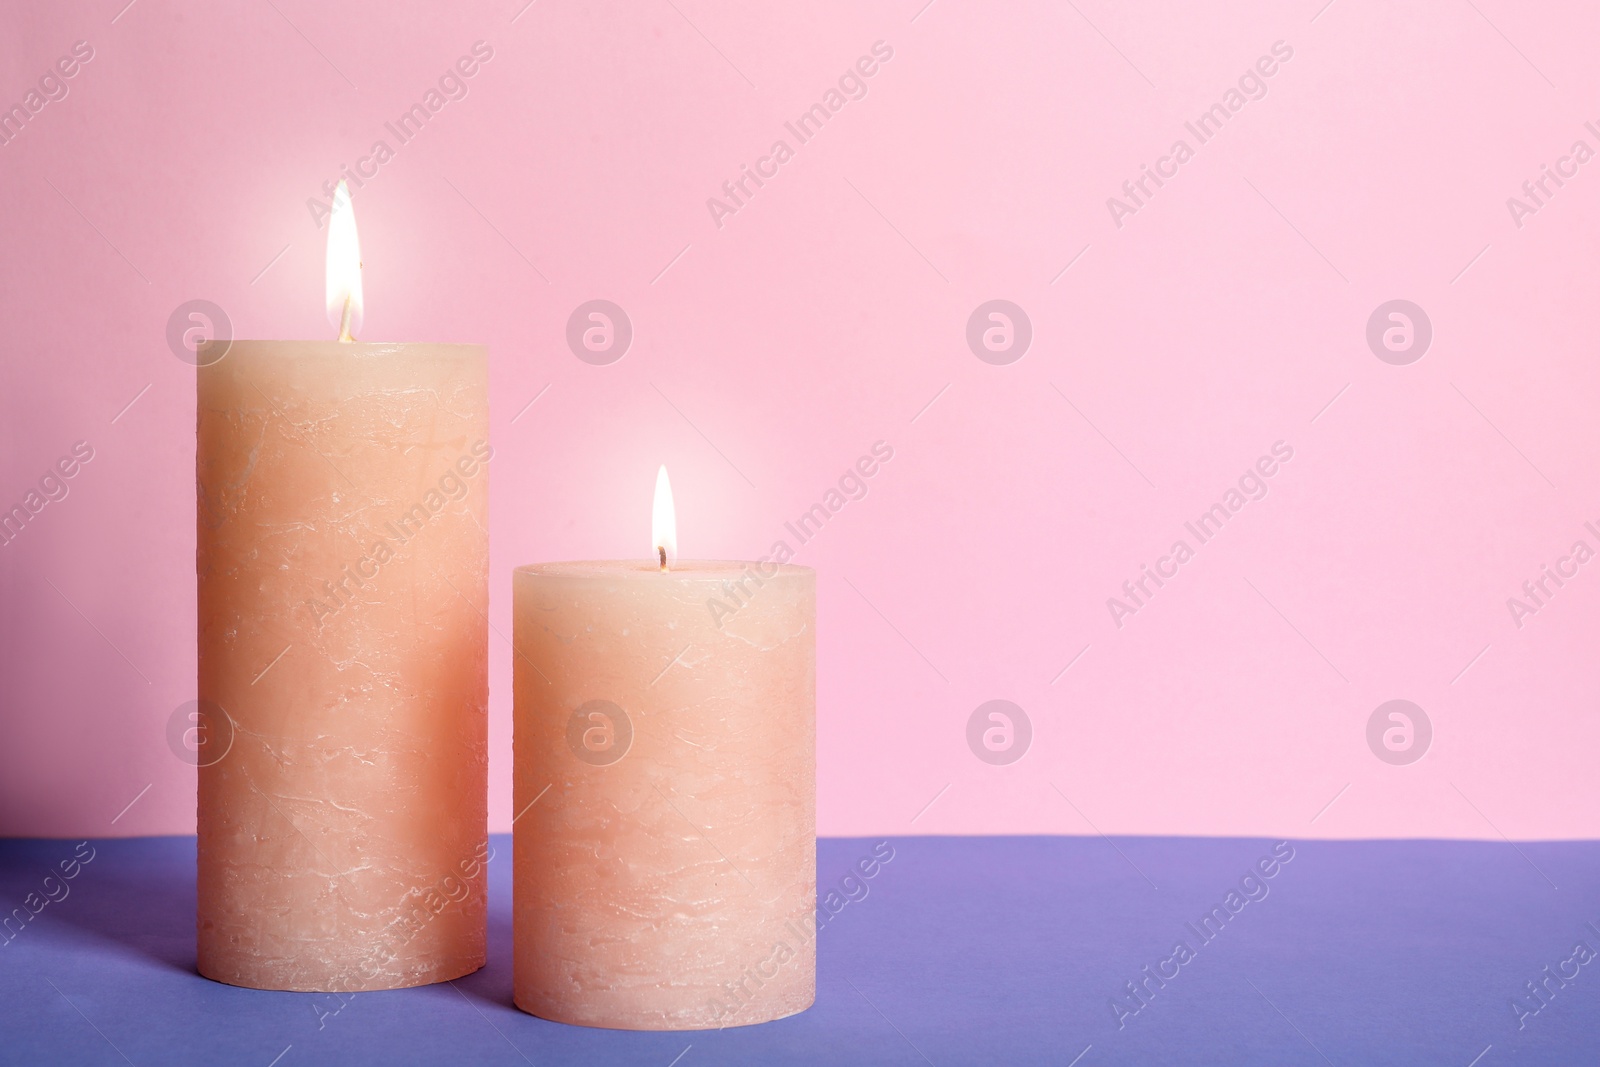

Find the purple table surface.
xmin=1 ymin=834 xmax=1597 ymax=1066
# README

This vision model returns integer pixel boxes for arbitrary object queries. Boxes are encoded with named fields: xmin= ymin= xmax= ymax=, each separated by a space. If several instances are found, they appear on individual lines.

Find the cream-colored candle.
xmin=195 ymin=184 xmax=489 ymax=992
xmin=512 ymin=471 xmax=816 ymax=1029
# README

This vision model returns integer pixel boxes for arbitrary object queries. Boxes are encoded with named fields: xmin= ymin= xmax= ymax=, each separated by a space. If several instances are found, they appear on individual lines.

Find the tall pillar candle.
xmin=196 ymin=340 xmax=489 ymax=992
xmin=512 ymin=559 xmax=816 ymax=1029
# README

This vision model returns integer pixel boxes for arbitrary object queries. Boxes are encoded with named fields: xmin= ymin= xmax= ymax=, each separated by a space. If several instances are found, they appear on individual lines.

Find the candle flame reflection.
xmin=653 ymin=466 xmax=676 ymax=570
xmin=325 ymin=180 xmax=364 ymax=341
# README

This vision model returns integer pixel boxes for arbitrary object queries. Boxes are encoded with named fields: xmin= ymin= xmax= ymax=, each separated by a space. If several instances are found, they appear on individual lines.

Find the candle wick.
xmin=338 ymin=294 xmax=356 ymax=343
xmin=658 ymin=546 xmax=667 ymax=571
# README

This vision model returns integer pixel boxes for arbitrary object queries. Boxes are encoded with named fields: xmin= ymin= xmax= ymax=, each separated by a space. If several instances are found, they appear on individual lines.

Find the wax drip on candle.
xmin=652 ymin=466 xmax=676 ymax=571
xmin=326 ymin=179 xmax=364 ymax=342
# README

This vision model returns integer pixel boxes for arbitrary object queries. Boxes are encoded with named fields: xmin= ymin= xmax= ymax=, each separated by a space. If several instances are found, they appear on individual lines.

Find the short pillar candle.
xmin=511 ymin=551 xmax=816 ymax=1029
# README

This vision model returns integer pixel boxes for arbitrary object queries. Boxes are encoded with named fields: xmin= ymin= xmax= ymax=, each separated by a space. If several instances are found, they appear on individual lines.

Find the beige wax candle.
xmin=511 ymin=504 xmax=816 ymax=1028
xmin=195 ymin=339 xmax=489 ymax=991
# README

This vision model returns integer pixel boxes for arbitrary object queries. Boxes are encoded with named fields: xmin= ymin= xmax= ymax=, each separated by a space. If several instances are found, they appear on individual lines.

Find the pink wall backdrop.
xmin=3 ymin=0 xmax=1598 ymax=841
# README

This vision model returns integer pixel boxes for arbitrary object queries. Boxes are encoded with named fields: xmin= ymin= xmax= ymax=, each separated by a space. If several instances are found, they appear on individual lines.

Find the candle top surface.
xmin=200 ymin=340 xmax=486 ymax=353
xmin=515 ymin=560 xmax=813 ymax=580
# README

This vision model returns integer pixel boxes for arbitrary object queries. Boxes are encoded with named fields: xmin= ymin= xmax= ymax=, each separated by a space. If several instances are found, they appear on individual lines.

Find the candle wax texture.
xmin=196 ymin=341 xmax=489 ymax=992
xmin=512 ymin=561 xmax=816 ymax=1029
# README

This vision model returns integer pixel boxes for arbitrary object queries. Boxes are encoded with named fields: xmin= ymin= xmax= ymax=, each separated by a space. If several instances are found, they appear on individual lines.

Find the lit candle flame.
xmin=325 ymin=179 xmax=364 ymax=341
xmin=652 ymin=466 xmax=676 ymax=571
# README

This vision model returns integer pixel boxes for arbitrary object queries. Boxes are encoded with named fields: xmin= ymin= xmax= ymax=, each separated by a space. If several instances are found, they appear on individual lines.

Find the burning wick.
xmin=338 ymin=294 xmax=356 ymax=343
xmin=652 ymin=466 xmax=676 ymax=573
xmin=326 ymin=178 xmax=363 ymax=342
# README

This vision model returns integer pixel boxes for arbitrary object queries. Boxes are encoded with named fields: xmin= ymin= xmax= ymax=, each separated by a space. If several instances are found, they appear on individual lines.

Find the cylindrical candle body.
xmin=196 ymin=340 xmax=489 ymax=992
xmin=512 ymin=560 xmax=816 ymax=1029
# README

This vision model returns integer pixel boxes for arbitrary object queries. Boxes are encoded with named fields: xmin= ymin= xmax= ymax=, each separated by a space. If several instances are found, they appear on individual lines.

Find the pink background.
xmin=3 ymin=0 xmax=1598 ymax=841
